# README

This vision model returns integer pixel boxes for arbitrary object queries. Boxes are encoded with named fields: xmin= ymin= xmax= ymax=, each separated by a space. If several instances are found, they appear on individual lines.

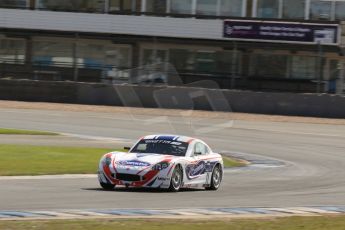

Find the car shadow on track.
xmin=81 ymin=187 xmax=205 ymax=193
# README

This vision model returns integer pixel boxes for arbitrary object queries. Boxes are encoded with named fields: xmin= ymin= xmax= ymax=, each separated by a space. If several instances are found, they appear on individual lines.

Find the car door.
xmin=195 ymin=142 xmax=214 ymax=185
xmin=186 ymin=142 xmax=209 ymax=186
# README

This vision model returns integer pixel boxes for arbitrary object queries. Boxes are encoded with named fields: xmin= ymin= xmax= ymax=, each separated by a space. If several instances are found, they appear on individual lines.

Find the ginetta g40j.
xmin=98 ymin=135 xmax=224 ymax=192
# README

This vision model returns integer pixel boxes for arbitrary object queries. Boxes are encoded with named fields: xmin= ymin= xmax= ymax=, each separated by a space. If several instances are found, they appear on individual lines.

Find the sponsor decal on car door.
xmin=185 ymin=142 xmax=210 ymax=184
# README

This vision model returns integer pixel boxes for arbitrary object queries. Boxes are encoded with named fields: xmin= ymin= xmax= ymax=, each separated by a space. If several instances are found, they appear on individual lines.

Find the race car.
xmin=98 ymin=134 xmax=224 ymax=192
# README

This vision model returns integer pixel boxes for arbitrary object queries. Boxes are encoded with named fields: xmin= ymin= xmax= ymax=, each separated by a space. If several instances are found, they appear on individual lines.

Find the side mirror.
xmin=124 ymin=147 xmax=131 ymax=151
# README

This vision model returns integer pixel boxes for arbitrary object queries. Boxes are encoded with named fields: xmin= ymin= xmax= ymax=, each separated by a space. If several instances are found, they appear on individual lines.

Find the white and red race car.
xmin=98 ymin=134 xmax=224 ymax=192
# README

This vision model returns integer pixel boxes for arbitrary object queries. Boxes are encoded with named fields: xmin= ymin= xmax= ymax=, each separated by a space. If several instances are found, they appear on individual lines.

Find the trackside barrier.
xmin=0 ymin=79 xmax=344 ymax=118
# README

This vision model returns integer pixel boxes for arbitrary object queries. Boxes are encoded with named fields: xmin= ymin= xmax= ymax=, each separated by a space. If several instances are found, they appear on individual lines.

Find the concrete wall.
xmin=0 ymin=79 xmax=344 ymax=118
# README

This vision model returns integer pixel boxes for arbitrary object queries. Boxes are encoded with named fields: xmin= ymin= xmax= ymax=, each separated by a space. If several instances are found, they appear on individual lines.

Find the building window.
xmin=194 ymin=51 xmax=217 ymax=73
xmin=291 ymin=56 xmax=317 ymax=79
xmin=220 ymin=0 xmax=243 ymax=17
xmin=77 ymin=43 xmax=105 ymax=69
xmin=146 ymin=0 xmax=167 ymax=14
xmin=170 ymin=0 xmax=193 ymax=15
xmin=109 ymin=0 xmax=124 ymax=12
xmin=77 ymin=41 xmax=131 ymax=81
xmin=257 ymin=0 xmax=279 ymax=18
xmin=77 ymin=42 xmax=131 ymax=69
xmin=250 ymin=54 xmax=288 ymax=78
xmin=169 ymin=49 xmax=193 ymax=71
xmin=310 ymin=0 xmax=332 ymax=20
xmin=109 ymin=0 xmax=141 ymax=12
xmin=169 ymin=49 xmax=212 ymax=72
xmin=32 ymin=38 xmax=131 ymax=69
xmin=282 ymin=0 xmax=305 ymax=19
xmin=215 ymin=51 xmax=241 ymax=74
xmin=335 ymin=2 xmax=345 ymax=20
xmin=196 ymin=0 xmax=218 ymax=16
xmin=169 ymin=48 xmax=241 ymax=75
xmin=329 ymin=59 xmax=339 ymax=81
xmin=0 ymin=0 xmax=27 ymax=8
xmin=109 ymin=0 xmax=121 ymax=11
xmin=32 ymin=39 xmax=74 ymax=67
xmin=38 ymin=0 xmax=105 ymax=13
xmin=142 ymin=49 xmax=167 ymax=65
xmin=139 ymin=49 xmax=169 ymax=83
xmin=0 ymin=38 xmax=25 ymax=64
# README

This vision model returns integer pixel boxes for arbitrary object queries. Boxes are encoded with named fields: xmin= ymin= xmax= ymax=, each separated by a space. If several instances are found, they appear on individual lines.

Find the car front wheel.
xmin=168 ymin=166 xmax=183 ymax=192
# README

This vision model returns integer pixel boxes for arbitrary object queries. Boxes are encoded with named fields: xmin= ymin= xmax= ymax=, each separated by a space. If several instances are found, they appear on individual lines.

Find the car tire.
xmin=206 ymin=165 xmax=222 ymax=191
xmin=100 ymin=182 xmax=115 ymax=190
xmin=168 ymin=166 xmax=183 ymax=192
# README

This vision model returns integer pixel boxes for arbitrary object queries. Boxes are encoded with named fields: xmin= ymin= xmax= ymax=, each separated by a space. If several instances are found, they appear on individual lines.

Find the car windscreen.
xmin=130 ymin=139 xmax=189 ymax=156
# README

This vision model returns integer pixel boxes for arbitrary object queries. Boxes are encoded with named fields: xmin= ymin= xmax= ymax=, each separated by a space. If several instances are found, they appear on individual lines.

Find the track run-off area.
xmin=0 ymin=101 xmax=345 ymax=216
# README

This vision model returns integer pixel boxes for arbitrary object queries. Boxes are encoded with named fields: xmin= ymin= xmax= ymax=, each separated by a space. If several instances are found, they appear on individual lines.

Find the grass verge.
xmin=0 ymin=144 xmax=245 ymax=176
xmin=0 ymin=145 xmax=114 ymax=176
xmin=1 ymin=216 xmax=345 ymax=230
xmin=222 ymin=155 xmax=247 ymax=168
xmin=0 ymin=128 xmax=58 ymax=135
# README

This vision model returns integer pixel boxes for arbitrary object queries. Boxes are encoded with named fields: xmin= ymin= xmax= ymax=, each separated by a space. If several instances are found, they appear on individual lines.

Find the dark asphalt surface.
xmin=0 ymin=108 xmax=344 ymax=210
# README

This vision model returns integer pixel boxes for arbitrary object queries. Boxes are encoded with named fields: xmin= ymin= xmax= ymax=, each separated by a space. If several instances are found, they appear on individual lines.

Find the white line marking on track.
xmin=30 ymin=211 xmax=80 ymax=217
xmin=232 ymin=126 xmax=345 ymax=138
xmin=1 ymin=207 xmax=344 ymax=220
xmin=62 ymin=210 xmax=111 ymax=217
xmin=290 ymin=207 xmax=340 ymax=214
xmin=267 ymin=208 xmax=312 ymax=214
xmin=61 ymin=133 xmax=134 ymax=143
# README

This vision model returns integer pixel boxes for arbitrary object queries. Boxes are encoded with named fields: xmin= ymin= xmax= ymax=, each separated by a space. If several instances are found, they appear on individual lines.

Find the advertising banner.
xmin=223 ymin=20 xmax=340 ymax=45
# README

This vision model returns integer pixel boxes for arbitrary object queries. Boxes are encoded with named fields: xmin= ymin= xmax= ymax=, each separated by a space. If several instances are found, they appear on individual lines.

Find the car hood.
xmin=111 ymin=152 xmax=178 ymax=167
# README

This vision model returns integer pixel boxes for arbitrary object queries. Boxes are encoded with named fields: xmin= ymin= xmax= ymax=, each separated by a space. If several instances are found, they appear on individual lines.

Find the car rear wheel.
xmin=100 ymin=182 xmax=115 ymax=190
xmin=206 ymin=165 xmax=222 ymax=190
xmin=168 ymin=166 xmax=182 ymax=192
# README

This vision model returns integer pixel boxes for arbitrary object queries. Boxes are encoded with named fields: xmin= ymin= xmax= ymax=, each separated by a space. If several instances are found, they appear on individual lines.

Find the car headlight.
xmin=104 ymin=156 xmax=112 ymax=166
xmin=152 ymin=162 xmax=170 ymax=171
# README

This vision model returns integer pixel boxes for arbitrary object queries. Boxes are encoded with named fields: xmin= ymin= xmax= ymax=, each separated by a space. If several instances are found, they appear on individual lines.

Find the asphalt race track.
xmin=0 ymin=107 xmax=345 ymax=211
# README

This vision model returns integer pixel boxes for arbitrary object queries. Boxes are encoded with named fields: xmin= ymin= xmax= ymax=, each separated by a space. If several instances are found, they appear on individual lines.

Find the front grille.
xmin=115 ymin=173 xmax=144 ymax=182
